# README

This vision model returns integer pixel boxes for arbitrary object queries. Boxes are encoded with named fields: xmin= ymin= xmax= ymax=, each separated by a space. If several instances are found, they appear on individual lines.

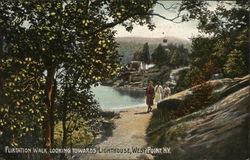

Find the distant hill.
xmin=115 ymin=36 xmax=191 ymax=64
xmin=116 ymin=41 xmax=157 ymax=64
xmin=115 ymin=36 xmax=190 ymax=45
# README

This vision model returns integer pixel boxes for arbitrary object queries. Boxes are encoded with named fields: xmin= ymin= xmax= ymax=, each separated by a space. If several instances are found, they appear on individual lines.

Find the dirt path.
xmin=80 ymin=105 xmax=155 ymax=160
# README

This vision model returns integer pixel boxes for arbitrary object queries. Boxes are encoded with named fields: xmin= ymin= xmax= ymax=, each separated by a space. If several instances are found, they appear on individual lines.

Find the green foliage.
xmin=54 ymin=119 xmax=95 ymax=148
xmin=169 ymin=50 xmax=180 ymax=67
xmin=0 ymin=56 xmax=46 ymax=146
xmin=149 ymin=81 xmax=214 ymax=130
xmin=170 ymin=44 xmax=189 ymax=67
xmin=182 ymin=1 xmax=249 ymax=84
xmin=224 ymin=49 xmax=248 ymax=78
xmin=142 ymin=42 xmax=150 ymax=64
xmin=152 ymin=43 xmax=190 ymax=67
xmin=118 ymin=42 xmax=157 ymax=64
xmin=133 ymin=49 xmax=143 ymax=61
xmin=152 ymin=43 xmax=170 ymax=66
xmin=184 ymin=36 xmax=221 ymax=85
xmin=223 ymin=28 xmax=249 ymax=78
xmin=0 ymin=0 xmax=158 ymax=150
xmin=55 ymin=68 xmax=101 ymax=148
xmin=191 ymin=37 xmax=216 ymax=67
xmin=132 ymin=43 xmax=150 ymax=62
xmin=173 ymin=69 xmax=190 ymax=92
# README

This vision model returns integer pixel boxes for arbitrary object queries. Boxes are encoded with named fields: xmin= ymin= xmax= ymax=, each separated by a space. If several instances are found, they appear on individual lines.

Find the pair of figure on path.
xmin=163 ymin=85 xmax=171 ymax=98
xmin=145 ymin=81 xmax=169 ymax=112
xmin=155 ymin=82 xmax=171 ymax=100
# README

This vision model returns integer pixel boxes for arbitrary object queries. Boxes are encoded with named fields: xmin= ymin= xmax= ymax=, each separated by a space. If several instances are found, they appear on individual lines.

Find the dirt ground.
xmin=79 ymin=105 xmax=156 ymax=160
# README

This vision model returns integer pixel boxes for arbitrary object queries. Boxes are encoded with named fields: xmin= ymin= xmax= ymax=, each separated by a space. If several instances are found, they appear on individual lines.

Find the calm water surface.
xmin=91 ymin=85 xmax=146 ymax=110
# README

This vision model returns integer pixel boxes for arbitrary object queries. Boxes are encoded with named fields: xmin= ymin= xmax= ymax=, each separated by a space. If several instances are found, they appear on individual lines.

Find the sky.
xmin=114 ymin=1 xmax=230 ymax=40
xmin=114 ymin=1 xmax=199 ymax=40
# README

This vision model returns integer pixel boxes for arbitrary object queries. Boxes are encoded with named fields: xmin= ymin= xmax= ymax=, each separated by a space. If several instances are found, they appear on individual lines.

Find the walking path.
xmin=80 ymin=106 xmax=155 ymax=160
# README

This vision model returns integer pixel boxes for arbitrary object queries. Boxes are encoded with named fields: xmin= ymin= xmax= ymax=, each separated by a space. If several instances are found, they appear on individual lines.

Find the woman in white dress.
xmin=154 ymin=81 xmax=163 ymax=104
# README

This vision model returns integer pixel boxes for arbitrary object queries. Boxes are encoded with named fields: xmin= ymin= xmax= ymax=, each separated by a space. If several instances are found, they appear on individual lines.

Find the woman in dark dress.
xmin=145 ymin=81 xmax=154 ymax=112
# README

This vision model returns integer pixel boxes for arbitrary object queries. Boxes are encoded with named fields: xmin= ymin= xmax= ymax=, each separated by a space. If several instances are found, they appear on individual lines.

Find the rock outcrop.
xmin=103 ymin=65 xmax=171 ymax=90
xmin=158 ymin=75 xmax=249 ymax=111
xmin=105 ymin=65 xmax=190 ymax=91
xmin=166 ymin=66 xmax=190 ymax=87
xmin=146 ymin=75 xmax=250 ymax=160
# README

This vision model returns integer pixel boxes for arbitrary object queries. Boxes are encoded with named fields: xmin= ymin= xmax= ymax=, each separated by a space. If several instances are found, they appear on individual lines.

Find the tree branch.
xmin=91 ymin=5 xmax=183 ymax=35
xmin=91 ymin=16 xmax=132 ymax=35
xmin=156 ymin=2 xmax=179 ymax=11
xmin=148 ymin=12 xmax=183 ymax=23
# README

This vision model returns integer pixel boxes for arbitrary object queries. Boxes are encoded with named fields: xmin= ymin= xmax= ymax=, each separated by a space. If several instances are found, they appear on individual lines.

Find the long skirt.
xmin=146 ymin=94 xmax=154 ymax=106
xmin=155 ymin=93 xmax=162 ymax=103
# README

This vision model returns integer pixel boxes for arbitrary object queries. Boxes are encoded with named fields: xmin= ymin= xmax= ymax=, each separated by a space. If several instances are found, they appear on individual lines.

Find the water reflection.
xmin=91 ymin=85 xmax=145 ymax=110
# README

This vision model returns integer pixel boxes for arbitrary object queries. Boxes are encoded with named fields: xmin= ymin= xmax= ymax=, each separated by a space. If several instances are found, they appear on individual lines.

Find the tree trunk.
xmin=50 ymin=80 xmax=57 ymax=147
xmin=60 ymin=89 xmax=68 ymax=160
xmin=43 ymin=65 xmax=56 ymax=148
xmin=62 ymin=105 xmax=67 ymax=148
xmin=0 ymin=36 xmax=4 ymax=101
xmin=60 ymin=108 xmax=67 ymax=160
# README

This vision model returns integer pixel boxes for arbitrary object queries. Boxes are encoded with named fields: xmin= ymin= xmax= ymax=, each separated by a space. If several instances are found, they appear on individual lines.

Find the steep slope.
xmin=147 ymin=75 xmax=250 ymax=160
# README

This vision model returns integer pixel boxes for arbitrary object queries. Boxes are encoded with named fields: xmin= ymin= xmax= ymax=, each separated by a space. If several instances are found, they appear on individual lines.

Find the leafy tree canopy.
xmin=0 ymin=0 xmax=158 ymax=148
xmin=181 ymin=0 xmax=249 ymax=83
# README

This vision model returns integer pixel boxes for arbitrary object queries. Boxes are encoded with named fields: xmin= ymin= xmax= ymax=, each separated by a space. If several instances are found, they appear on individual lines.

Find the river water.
xmin=91 ymin=85 xmax=146 ymax=110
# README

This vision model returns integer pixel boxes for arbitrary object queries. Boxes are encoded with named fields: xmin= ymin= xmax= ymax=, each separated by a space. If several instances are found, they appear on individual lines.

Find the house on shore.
xmin=126 ymin=61 xmax=155 ymax=72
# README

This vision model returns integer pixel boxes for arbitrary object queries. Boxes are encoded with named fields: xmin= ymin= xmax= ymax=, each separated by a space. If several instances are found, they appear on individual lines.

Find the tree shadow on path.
xmin=134 ymin=111 xmax=151 ymax=115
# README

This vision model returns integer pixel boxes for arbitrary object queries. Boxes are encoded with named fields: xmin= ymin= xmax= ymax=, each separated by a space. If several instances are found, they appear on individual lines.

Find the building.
xmin=126 ymin=61 xmax=155 ymax=72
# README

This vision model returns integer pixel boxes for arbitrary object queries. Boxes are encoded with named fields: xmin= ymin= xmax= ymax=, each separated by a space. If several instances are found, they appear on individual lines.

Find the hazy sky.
xmin=114 ymin=1 xmax=199 ymax=40
xmin=114 ymin=1 xmax=230 ymax=40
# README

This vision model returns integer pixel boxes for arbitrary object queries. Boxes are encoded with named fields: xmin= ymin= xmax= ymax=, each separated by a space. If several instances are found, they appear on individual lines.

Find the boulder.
xmin=149 ymin=86 xmax=249 ymax=160
xmin=158 ymin=75 xmax=250 ymax=112
xmin=169 ymin=67 xmax=190 ymax=82
xmin=157 ymin=89 xmax=192 ymax=111
xmin=147 ymin=75 xmax=250 ymax=160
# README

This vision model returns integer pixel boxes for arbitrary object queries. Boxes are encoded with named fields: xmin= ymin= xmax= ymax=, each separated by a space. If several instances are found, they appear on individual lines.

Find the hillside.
xmin=116 ymin=36 xmax=191 ymax=64
xmin=81 ymin=75 xmax=249 ymax=160
xmin=147 ymin=75 xmax=250 ymax=160
xmin=117 ymin=42 xmax=157 ymax=64
xmin=116 ymin=36 xmax=190 ymax=45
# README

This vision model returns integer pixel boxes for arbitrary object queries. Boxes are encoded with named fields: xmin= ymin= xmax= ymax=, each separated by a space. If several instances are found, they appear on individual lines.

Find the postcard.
xmin=0 ymin=0 xmax=249 ymax=160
